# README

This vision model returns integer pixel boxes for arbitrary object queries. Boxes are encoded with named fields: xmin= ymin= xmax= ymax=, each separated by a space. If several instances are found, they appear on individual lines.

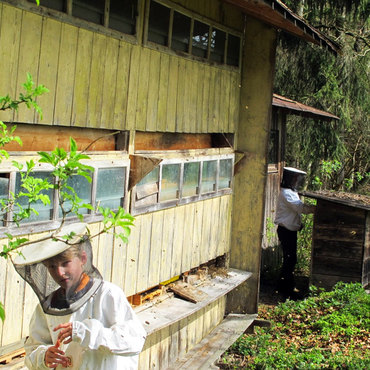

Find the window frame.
xmin=131 ymin=151 xmax=234 ymax=215
xmin=144 ymin=0 xmax=243 ymax=69
xmin=0 ymin=152 xmax=130 ymax=236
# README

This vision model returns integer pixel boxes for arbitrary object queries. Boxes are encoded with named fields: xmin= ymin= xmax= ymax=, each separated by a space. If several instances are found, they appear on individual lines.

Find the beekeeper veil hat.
xmin=12 ymin=223 xmax=102 ymax=316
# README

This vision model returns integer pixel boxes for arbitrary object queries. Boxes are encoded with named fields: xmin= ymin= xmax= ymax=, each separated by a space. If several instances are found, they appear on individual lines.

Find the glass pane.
xmin=210 ymin=28 xmax=226 ymax=63
xmin=227 ymin=34 xmax=240 ymax=67
xmin=0 ymin=175 xmax=9 ymax=226
xmin=192 ymin=20 xmax=209 ymax=58
xmin=96 ymin=167 xmax=125 ymax=210
xmin=183 ymin=162 xmax=200 ymax=197
xmin=147 ymin=1 xmax=170 ymax=46
xmin=136 ymin=167 xmax=159 ymax=207
xmin=15 ymin=172 xmax=54 ymax=223
xmin=137 ymin=167 xmax=159 ymax=187
xmin=28 ymin=0 xmax=66 ymax=12
xmin=60 ymin=174 xmax=92 ymax=217
xmin=219 ymin=159 xmax=233 ymax=189
xmin=109 ymin=0 xmax=138 ymax=35
xmin=160 ymin=164 xmax=180 ymax=202
xmin=172 ymin=11 xmax=191 ymax=52
xmin=72 ymin=0 xmax=105 ymax=25
xmin=201 ymin=160 xmax=217 ymax=193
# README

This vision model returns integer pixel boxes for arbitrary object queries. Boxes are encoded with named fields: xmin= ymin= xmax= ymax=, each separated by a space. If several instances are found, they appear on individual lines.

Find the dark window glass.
xmin=148 ymin=1 xmax=170 ymax=46
xmin=201 ymin=160 xmax=217 ymax=193
xmin=109 ymin=0 xmax=138 ymax=35
xmin=28 ymin=0 xmax=66 ymax=12
xmin=72 ymin=0 xmax=105 ymax=25
xmin=268 ymin=130 xmax=279 ymax=164
xmin=192 ymin=20 xmax=209 ymax=58
xmin=183 ymin=162 xmax=200 ymax=197
xmin=227 ymin=34 xmax=240 ymax=67
xmin=15 ymin=172 xmax=54 ymax=223
xmin=219 ymin=159 xmax=232 ymax=189
xmin=172 ymin=11 xmax=191 ymax=52
xmin=210 ymin=28 xmax=226 ymax=63
xmin=160 ymin=164 xmax=180 ymax=202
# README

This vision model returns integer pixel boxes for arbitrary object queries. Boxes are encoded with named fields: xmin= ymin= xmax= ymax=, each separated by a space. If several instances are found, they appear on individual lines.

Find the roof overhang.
xmin=272 ymin=94 xmax=339 ymax=121
xmin=223 ymin=0 xmax=340 ymax=55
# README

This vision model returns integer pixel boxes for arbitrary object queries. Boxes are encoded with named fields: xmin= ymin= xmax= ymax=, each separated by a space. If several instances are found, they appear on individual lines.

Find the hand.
xmin=54 ymin=322 xmax=73 ymax=345
xmin=44 ymin=343 xmax=70 ymax=368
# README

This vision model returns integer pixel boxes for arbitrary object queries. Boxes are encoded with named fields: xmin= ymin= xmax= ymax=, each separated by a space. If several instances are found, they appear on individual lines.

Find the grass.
xmin=219 ymin=282 xmax=370 ymax=369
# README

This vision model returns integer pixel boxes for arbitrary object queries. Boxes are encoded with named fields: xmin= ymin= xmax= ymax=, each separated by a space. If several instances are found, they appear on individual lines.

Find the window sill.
xmin=135 ymin=268 xmax=252 ymax=335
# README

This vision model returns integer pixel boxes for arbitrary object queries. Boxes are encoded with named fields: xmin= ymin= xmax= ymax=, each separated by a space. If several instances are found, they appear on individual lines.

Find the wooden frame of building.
xmin=0 ymin=0 xmax=339 ymax=367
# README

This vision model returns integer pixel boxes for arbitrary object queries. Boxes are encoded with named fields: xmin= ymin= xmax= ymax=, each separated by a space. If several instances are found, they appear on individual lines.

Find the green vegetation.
xmin=219 ymin=282 xmax=370 ymax=369
xmin=275 ymin=0 xmax=369 ymax=195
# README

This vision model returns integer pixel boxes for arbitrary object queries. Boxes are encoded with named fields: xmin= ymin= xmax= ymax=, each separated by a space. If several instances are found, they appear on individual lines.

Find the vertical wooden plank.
xmin=149 ymin=331 xmax=160 ymax=369
xmin=0 ymin=239 xmax=7 ymax=346
xmin=1 ymin=259 xmax=24 ymax=346
xmin=124 ymin=215 xmax=141 ymax=296
xmin=219 ymin=70 xmax=229 ymax=132
xmin=182 ymin=60 xmax=191 ymax=133
xmin=146 ymin=49 xmax=161 ymax=132
xmin=110 ymin=228 xmax=128 ymax=290
xmin=126 ymin=46 xmax=141 ymax=130
xmin=201 ymin=66 xmax=211 ymax=133
xmin=168 ymin=320 xmax=180 ymax=366
xmin=0 ymin=4 xmax=22 ymax=123
xmin=195 ymin=308 xmax=204 ymax=345
xmin=135 ymin=48 xmax=151 ymax=131
xmin=188 ymin=61 xmax=198 ymax=133
xmin=166 ymin=56 xmax=178 ymax=132
xmin=224 ymin=194 xmax=233 ymax=255
xmin=157 ymin=53 xmax=170 ymax=132
xmin=160 ymin=208 xmax=175 ymax=283
xmin=214 ymin=69 xmax=222 ymax=133
xmin=101 ymin=37 xmax=119 ymax=129
xmin=210 ymin=197 xmax=221 ymax=260
xmin=54 ymin=23 xmax=78 ymax=126
xmin=148 ymin=211 xmax=163 ymax=287
xmin=207 ymin=67 xmax=217 ymax=132
xmin=195 ymin=63 xmax=205 ymax=133
xmin=71 ymin=28 xmax=93 ymax=126
xmin=175 ymin=58 xmax=186 ymax=132
xmin=218 ymin=195 xmax=230 ymax=256
xmin=200 ymin=199 xmax=212 ymax=264
xmin=229 ymin=71 xmax=240 ymax=133
xmin=86 ymin=32 xmax=106 ymax=128
xmin=136 ymin=213 xmax=152 ymax=292
xmin=113 ymin=41 xmax=132 ymax=130
xmin=36 ymin=17 xmax=62 ymax=125
xmin=181 ymin=203 xmax=195 ymax=272
xmin=186 ymin=311 xmax=198 ymax=356
xmin=202 ymin=301 xmax=212 ymax=338
xmin=159 ymin=325 xmax=170 ymax=369
xmin=191 ymin=200 xmax=203 ymax=269
xmin=138 ymin=330 xmax=152 ymax=370
xmin=15 ymin=11 xmax=42 ymax=123
xmin=177 ymin=317 xmax=188 ymax=360
xmin=171 ymin=205 xmax=185 ymax=277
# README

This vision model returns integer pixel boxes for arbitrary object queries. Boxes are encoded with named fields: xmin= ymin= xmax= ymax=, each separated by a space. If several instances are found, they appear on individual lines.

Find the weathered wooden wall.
xmin=0 ymin=2 xmax=241 ymax=134
xmin=311 ymin=199 xmax=369 ymax=290
xmin=0 ymin=195 xmax=232 ymax=347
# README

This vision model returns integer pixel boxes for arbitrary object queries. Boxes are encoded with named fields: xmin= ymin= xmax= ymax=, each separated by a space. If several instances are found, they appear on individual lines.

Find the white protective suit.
xmin=24 ymin=281 xmax=147 ymax=370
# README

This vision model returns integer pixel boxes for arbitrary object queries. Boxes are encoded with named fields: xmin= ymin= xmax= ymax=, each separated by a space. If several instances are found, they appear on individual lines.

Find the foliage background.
xmin=275 ymin=0 xmax=369 ymax=194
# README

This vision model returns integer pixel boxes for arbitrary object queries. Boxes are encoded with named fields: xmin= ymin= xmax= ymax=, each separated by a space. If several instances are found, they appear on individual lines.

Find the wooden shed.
xmin=0 ymin=0 xmax=339 ymax=368
xmin=304 ymin=191 xmax=370 ymax=290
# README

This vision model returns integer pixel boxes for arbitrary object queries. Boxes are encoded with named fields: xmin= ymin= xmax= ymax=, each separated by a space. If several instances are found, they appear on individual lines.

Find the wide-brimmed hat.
xmin=12 ymin=223 xmax=88 ymax=266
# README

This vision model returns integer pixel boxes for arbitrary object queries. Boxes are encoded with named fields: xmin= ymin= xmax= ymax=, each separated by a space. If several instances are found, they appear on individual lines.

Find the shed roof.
xmin=272 ymin=94 xmax=339 ymax=121
xmin=223 ymin=0 xmax=340 ymax=55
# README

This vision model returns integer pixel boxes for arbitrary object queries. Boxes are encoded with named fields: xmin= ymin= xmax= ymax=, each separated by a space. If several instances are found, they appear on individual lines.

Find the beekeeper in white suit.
xmin=12 ymin=223 xmax=146 ymax=369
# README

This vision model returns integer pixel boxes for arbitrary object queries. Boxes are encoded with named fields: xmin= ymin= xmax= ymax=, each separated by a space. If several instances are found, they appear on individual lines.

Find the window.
xmin=0 ymin=157 xmax=129 ymax=230
xmin=268 ymin=130 xmax=279 ymax=165
xmin=147 ymin=1 xmax=171 ymax=46
xmin=131 ymin=153 xmax=234 ymax=214
xmin=28 ymin=0 xmax=138 ymax=37
xmin=109 ymin=0 xmax=137 ymax=35
xmin=147 ymin=0 xmax=241 ymax=67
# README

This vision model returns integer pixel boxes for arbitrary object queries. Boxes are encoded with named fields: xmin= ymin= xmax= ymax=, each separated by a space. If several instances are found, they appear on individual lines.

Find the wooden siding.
xmin=138 ymin=297 xmax=226 ymax=369
xmin=0 ymin=195 xmax=232 ymax=347
xmin=311 ymin=199 xmax=369 ymax=290
xmin=0 ymin=2 xmax=240 ymax=134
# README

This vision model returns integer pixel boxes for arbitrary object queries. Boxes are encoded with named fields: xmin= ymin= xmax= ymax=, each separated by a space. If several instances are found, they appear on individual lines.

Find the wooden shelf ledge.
xmin=136 ymin=268 xmax=252 ymax=335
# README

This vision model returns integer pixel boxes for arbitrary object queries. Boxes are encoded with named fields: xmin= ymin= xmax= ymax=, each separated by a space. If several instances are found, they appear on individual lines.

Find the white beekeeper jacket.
xmin=274 ymin=188 xmax=313 ymax=231
xmin=24 ymin=281 xmax=147 ymax=370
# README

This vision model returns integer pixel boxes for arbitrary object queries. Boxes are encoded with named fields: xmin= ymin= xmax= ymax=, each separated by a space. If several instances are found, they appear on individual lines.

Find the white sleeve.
xmin=284 ymin=190 xmax=305 ymax=214
xmin=24 ymin=305 xmax=52 ymax=370
xmin=72 ymin=286 xmax=146 ymax=356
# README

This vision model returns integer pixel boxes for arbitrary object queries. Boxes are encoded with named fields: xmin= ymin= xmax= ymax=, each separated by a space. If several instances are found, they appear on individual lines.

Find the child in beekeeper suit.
xmin=12 ymin=223 xmax=146 ymax=369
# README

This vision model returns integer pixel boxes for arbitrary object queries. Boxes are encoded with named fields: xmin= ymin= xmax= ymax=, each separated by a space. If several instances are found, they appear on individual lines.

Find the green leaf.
xmin=0 ymin=301 xmax=5 ymax=322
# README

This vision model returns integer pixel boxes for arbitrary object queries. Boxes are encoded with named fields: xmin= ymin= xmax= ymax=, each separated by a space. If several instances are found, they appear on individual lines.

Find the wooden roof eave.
xmin=222 ymin=0 xmax=340 ymax=55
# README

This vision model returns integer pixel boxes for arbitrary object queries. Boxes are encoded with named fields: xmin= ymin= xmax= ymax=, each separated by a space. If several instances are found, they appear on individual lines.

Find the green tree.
xmin=275 ymin=0 xmax=369 ymax=194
